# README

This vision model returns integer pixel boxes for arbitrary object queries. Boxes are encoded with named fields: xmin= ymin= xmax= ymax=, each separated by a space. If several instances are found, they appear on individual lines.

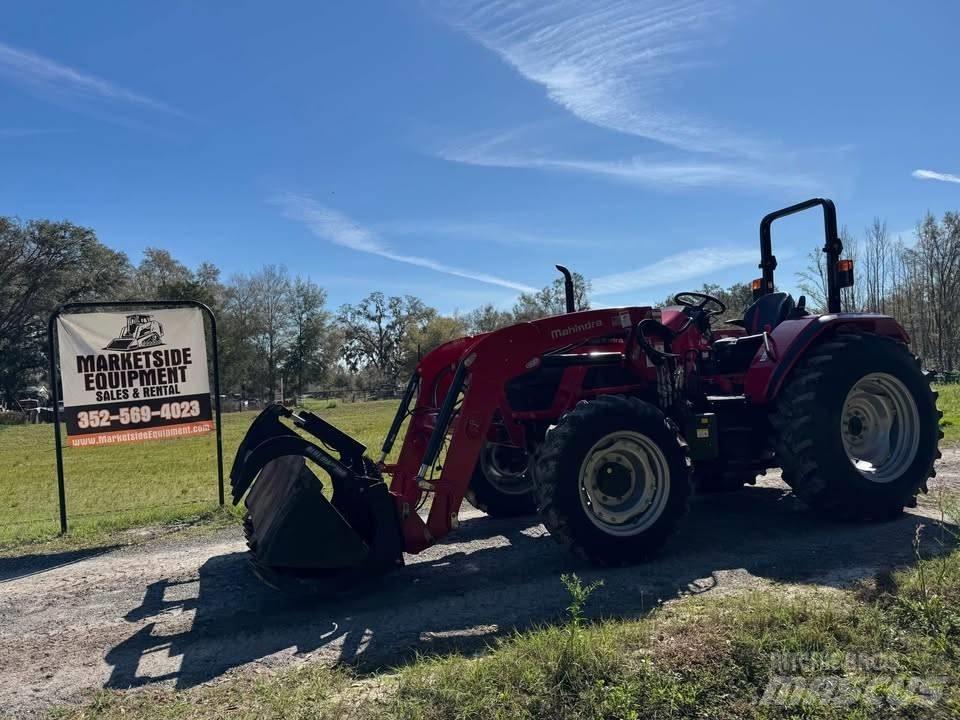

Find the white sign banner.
xmin=56 ymin=308 xmax=213 ymax=447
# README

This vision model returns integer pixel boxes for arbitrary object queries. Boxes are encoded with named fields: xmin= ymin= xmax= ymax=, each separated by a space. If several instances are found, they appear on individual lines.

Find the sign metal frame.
xmin=47 ymin=300 xmax=224 ymax=533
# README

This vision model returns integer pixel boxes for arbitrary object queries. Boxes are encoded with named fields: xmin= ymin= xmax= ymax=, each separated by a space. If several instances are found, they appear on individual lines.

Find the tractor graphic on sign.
xmin=105 ymin=314 xmax=164 ymax=351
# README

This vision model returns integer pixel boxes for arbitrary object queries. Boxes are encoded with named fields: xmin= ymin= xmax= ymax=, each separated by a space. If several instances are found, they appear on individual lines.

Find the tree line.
xmin=0 ymin=216 xmax=588 ymax=404
xmin=797 ymin=210 xmax=960 ymax=372
xmin=3 ymin=209 xmax=957 ymax=405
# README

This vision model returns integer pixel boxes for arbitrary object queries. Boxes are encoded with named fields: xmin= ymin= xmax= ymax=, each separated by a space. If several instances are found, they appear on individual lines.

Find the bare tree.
xmin=251 ymin=265 xmax=292 ymax=400
xmin=283 ymin=277 xmax=331 ymax=398
xmin=221 ymin=273 xmax=263 ymax=402
xmin=797 ymin=226 xmax=860 ymax=312
xmin=861 ymin=218 xmax=889 ymax=313
xmin=796 ymin=244 xmax=828 ymax=312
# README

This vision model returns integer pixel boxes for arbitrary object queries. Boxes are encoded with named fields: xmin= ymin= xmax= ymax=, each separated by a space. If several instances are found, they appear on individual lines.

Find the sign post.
xmin=47 ymin=301 xmax=224 ymax=533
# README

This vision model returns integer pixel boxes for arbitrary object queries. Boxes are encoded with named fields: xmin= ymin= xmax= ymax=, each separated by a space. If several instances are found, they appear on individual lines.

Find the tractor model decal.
xmin=549 ymin=318 xmax=604 ymax=340
xmin=104 ymin=314 xmax=165 ymax=351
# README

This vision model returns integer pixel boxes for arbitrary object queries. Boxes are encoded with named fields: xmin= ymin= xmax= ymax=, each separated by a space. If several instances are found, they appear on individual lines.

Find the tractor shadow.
xmin=105 ymin=482 xmax=958 ymax=691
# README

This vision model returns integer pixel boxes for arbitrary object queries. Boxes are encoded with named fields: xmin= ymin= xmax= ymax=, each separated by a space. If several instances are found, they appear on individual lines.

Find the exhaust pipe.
xmin=556 ymin=265 xmax=576 ymax=313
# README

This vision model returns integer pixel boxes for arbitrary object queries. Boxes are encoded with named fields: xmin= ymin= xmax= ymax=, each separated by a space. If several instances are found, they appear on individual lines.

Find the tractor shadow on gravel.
xmin=104 ymin=481 xmax=957 ymax=691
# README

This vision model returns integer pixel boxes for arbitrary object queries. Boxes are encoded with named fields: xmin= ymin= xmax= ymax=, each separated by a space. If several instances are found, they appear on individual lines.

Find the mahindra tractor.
xmin=230 ymin=199 xmax=942 ymax=592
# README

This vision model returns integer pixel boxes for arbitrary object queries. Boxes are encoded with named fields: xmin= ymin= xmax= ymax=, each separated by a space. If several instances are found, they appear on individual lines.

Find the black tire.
xmin=533 ymin=395 xmax=692 ymax=566
xmin=771 ymin=331 xmax=941 ymax=521
xmin=466 ymin=443 xmax=537 ymax=517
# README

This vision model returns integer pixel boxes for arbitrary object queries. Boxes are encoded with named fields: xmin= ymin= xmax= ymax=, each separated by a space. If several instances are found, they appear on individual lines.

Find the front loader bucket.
xmin=105 ymin=337 xmax=134 ymax=350
xmin=244 ymin=455 xmax=369 ymax=569
xmin=230 ymin=404 xmax=404 ymax=590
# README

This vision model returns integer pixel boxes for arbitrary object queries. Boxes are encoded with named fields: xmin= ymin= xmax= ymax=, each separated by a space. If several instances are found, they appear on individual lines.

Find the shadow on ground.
xmin=104 ymin=485 xmax=957 ymax=691
xmin=0 ymin=545 xmax=122 ymax=583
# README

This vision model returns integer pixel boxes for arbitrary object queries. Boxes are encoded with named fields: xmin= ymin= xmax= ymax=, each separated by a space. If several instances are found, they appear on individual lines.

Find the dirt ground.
xmin=2 ymin=454 xmax=958 ymax=718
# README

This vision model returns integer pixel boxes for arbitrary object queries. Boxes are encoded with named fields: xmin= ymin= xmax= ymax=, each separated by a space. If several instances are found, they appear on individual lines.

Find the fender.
xmin=743 ymin=313 xmax=909 ymax=404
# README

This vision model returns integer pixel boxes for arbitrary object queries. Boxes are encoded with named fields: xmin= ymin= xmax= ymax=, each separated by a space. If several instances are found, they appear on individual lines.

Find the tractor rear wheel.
xmin=533 ymin=395 xmax=691 ymax=566
xmin=466 ymin=442 xmax=536 ymax=517
xmin=772 ymin=331 xmax=940 ymax=520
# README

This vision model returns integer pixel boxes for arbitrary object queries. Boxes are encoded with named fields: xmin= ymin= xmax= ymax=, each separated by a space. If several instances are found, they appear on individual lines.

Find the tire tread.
xmin=533 ymin=395 xmax=692 ymax=566
xmin=772 ymin=331 xmax=938 ymax=520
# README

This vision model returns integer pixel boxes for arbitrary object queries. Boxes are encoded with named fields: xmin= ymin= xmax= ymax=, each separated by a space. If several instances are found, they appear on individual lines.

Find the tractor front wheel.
xmin=534 ymin=395 xmax=691 ymax=566
xmin=466 ymin=442 xmax=536 ymax=517
xmin=772 ymin=331 xmax=940 ymax=520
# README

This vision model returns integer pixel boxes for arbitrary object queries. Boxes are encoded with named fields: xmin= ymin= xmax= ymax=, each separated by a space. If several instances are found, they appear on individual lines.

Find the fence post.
xmin=206 ymin=308 xmax=225 ymax=506
xmin=47 ymin=309 xmax=68 ymax=534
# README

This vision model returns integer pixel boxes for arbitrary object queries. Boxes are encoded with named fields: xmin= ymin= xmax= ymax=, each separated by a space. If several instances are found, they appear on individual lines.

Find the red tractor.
xmin=231 ymin=199 xmax=941 ymax=591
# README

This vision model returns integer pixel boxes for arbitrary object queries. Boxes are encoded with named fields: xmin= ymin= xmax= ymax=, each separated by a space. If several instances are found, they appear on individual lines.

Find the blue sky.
xmin=2 ymin=1 xmax=958 ymax=313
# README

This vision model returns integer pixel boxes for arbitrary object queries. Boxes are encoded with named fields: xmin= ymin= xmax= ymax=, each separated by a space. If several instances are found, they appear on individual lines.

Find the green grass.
xmin=937 ymin=383 xmax=960 ymax=445
xmin=0 ymin=399 xmax=399 ymax=549
xmin=50 ymin=664 xmax=356 ymax=720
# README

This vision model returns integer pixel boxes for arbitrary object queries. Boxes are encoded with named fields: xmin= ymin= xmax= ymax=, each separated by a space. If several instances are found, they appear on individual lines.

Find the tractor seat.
xmin=712 ymin=334 xmax=765 ymax=374
xmin=728 ymin=292 xmax=796 ymax=334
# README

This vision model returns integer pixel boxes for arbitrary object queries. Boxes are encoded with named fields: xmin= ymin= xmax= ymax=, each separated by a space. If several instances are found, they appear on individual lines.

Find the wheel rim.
xmin=578 ymin=431 xmax=671 ymax=536
xmin=479 ymin=443 xmax=531 ymax=495
xmin=841 ymin=372 xmax=920 ymax=483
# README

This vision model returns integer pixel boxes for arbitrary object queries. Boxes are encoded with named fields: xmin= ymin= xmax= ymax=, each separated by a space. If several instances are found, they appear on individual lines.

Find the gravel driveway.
xmin=2 ymin=455 xmax=958 ymax=717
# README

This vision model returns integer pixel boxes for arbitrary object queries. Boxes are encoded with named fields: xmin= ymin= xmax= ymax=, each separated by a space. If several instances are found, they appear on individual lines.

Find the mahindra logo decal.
xmin=550 ymin=319 xmax=604 ymax=340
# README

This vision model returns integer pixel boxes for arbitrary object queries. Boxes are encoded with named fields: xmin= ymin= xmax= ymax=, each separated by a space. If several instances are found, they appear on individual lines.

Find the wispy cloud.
xmin=432 ymin=0 xmax=759 ymax=156
xmin=429 ymin=2 xmax=826 ymax=192
xmin=272 ymin=193 xmax=536 ymax=292
xmin=912 ymin=169 xmax=960 ymax=185
xmin=376 ymin=218 xmax=589 ymax=248
xmin=591 ymin=247 xmax=757 ymax=295
xmin=0 ymin=40 xmax=182 ymax=116
xmin=440 ymin=134 xmax=817 ymax=191
xmin=0 ymin=127 xmax=69 ymax=137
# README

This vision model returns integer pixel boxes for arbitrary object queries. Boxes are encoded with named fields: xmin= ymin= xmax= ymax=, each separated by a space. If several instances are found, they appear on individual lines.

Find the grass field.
xmin=938 ymin=383 xmax=960 ymax=445
xmin=0 ymin=399 xmax=398 ymax=549
xmin=4 ymin=385 xmax=959 ymax=551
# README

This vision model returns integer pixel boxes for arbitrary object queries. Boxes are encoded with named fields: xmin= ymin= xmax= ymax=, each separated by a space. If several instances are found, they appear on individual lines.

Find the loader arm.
xmin=389 ymin=307 xmax=652 ymax=552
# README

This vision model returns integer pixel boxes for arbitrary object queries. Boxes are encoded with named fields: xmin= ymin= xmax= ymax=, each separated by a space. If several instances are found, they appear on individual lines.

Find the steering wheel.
xmin=673 ymin=291 xmax=726 ymax=317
